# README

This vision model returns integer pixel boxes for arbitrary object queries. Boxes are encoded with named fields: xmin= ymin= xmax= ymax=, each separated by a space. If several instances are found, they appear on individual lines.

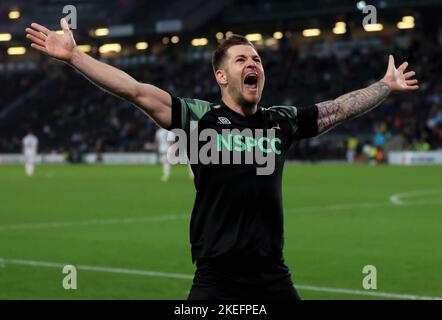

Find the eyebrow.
xmin=234 ymin=54 xmax=261 ymax=60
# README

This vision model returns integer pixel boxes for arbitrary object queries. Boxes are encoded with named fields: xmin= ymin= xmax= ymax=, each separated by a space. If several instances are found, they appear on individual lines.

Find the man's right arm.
xmin=26 ymin=18 xmax=172 ymax=128
xmin=68 ymin=48 xmax=172 ymax=128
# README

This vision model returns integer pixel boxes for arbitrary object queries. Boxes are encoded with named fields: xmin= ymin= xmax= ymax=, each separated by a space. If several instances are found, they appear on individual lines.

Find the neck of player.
xmin=222 ymin=94 xmax=258 ymax=116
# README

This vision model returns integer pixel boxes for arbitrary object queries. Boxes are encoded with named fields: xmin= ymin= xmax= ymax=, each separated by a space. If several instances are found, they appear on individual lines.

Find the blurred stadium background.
xmin=0 ymin=0 xmax=441 ymax=299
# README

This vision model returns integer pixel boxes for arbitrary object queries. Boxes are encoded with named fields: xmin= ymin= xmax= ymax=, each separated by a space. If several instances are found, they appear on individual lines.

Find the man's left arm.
xmin=316 ymin=55 xmax=419 ymax=134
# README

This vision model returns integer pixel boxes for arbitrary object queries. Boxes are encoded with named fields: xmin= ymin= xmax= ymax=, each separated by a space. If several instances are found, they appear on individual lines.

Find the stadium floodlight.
xmin=333 ymin=22 xmax=347 ymax=35
xmin=191 ymin=38 xmax=208 ymax=46
xmin=171 ymin=36 xmax=180 ymax=44
xmin=397 ymin=21 xmax=415 ymax=30
xmin=77 ymin=45 xmax=92 ymax=53
xmin=363 ymin=23 xmax=384 ymax=32
xmin=335 ymin=22 xmax=346 ymax=28
xmin=136 ymin=42 xmax=148 ymax=50
xmin=245 ymin=33 xmax=263 ymax=42
xmin=9 ymin=10 xmax=20 ymax=19
xmin=265 ymin=38 xmax=278 ymax=47
xmin=98 ymin=43 xmax=121 ymax=54
xmin=333 ymin=27 xmax=346 ymax=34
xmin=95 ymin=28 xmax=109 ymax=37
xmin=397 ymin=16 xmax=415 ymax=30
xmin=302 ymin=28 xmax=321 ymax=37
xmin=225 ymin=31 xmax=233 ymax=39
xmin=273 ymin=32 xmax=283 ymax=40
xmin=0 ymin=33 xmax=12 ymax=41
xmin=7 ymin=47 xmax=26 ymax=55
xmin=162 ymin=37 xmax=170 ymax=45
xmin=216 ymin=32 xmax=224 ymax=40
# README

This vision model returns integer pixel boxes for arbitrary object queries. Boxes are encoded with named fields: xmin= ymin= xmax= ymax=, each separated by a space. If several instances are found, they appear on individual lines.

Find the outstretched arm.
xmin=25 ymin=19 xmax=172 ymax=128
xmin=316 ymin=55 xmax=419 ymax=134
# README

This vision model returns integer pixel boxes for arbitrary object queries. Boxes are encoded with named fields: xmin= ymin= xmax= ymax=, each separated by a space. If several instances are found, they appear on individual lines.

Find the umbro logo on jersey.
xmin=271 ymin=123 xmax=281 ymax=130
xmin=218 ymin=117 xmax=231 ymax=125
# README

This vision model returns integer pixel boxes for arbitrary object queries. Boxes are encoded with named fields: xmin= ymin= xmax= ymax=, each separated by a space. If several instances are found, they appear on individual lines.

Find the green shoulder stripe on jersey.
xmin=264 ymin=105 xmax=300 ymax=138
xmin=179 ymin=98 xmax=214 ymax=133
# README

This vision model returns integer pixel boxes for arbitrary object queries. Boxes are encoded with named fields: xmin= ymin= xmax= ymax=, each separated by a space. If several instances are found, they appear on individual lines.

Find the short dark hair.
xmin=212 ymin=34 xmax=255 ymax=72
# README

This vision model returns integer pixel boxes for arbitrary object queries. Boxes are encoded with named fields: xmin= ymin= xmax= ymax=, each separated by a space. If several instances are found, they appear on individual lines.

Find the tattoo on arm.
xmin=316 ymin=80 xmax=391 ymax=134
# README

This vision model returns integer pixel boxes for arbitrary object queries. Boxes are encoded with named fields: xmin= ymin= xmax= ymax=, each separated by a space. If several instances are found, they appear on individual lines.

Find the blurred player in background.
xmin=22 ymin=129 xmax=38 ymax=177
xmin=155 ymin=127 xmax=194 ymax=181
xmin=155 ymin=127 xmax=174 ymax=181
xmin=347 ymin=135 xmax=358 ymax=163
xmin=374 ymin=130 xmax=386 ymax=163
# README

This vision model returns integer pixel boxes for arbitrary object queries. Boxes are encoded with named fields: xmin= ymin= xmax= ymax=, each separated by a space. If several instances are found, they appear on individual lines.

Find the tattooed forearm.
xmin=316 ymin=80 xmax=391 ymax=134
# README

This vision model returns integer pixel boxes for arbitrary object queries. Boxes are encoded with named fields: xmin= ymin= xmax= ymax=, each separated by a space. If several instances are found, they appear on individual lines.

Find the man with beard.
xmin=26 ymin=19 xmax=418 ymax=299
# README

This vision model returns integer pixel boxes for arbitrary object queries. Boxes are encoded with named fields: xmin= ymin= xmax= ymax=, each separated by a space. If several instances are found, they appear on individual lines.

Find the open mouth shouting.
xmin=243 ymin=73 xmax=259 ymax=93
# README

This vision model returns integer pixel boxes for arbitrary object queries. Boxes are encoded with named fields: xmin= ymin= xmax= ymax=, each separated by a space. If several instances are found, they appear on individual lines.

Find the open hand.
xmin=26 ymin=18 xmax=76 ymax=62
xmin=381 ymin=55 xmax=419 ymax=92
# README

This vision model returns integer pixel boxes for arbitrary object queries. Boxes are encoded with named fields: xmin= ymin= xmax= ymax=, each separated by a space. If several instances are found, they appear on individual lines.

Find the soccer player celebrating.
xmin=26 ymin=19 xmax=418 ymax=299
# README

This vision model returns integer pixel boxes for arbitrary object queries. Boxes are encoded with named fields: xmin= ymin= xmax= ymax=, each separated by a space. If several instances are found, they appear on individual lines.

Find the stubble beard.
xmin=228 ymin=83 xmax=259 ymax=110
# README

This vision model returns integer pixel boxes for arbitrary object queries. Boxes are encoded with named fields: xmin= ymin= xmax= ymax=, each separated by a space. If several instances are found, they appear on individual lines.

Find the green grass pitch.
xmin=0 ymin=164 xmax=441 ymax=299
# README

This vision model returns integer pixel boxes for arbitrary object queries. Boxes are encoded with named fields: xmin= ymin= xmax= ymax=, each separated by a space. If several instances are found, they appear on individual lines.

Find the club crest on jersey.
xmin=218 ymin=117 xmax=231 ymax=125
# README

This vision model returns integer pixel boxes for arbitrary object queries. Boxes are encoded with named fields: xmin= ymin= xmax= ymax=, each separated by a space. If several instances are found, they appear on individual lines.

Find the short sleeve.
xmin=168 ymin=95 xmax=213 ymax=134
xmin=294 ymin=105 xmax=319 ymax=139
xmin=268 ymin=105 xmax=319 ymax=140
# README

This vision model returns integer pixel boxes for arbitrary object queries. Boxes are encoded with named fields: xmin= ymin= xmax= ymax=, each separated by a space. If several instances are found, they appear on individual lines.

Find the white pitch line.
xmin=1 ymin=258 xmax=440 ymax=300
xmin=287 ymin=196 xmax=442 ymax=214
xmin=389 ymin=190 xmax=442 ymax=205
xmin=0 ymin=214 xmax=189 ymax=231
xmin=2 ymin=194 xmax=442 ymax=232
xmin=288 ymin=202 xmax=389 ymax=213
xmin=0 ymin=258 xmax=193 ymax=280
xmin=295 ymin=285 xmax=442 ymax=300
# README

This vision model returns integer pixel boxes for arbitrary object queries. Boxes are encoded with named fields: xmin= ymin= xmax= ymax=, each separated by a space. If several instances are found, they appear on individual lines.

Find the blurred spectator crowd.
xmin=0 ymin=33 xmax=441 ymax=161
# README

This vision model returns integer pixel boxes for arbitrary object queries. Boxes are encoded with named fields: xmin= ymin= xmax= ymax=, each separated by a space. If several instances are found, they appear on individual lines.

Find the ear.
xmin=215 ymin=69 xmax=228 ymax=86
